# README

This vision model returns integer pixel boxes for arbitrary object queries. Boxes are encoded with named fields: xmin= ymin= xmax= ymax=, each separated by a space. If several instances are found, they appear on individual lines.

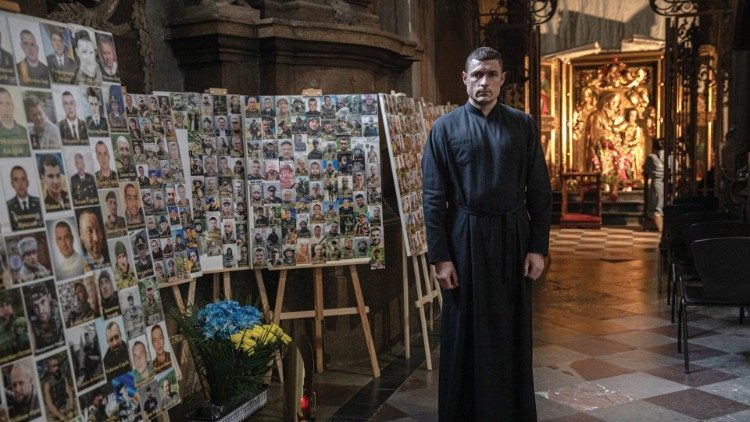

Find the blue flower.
xmin=196 ymin=301 xmax=263 ymax=340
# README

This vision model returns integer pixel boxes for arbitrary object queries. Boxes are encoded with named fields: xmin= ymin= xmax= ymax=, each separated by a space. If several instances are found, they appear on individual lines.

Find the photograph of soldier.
xmin=3 ymin=162 xmax=43 ymax=231
xmin=66 ymin=149 xmax=98 ymax=206
xmin=148 ymin=322 xmax=172 ymax=374
xmin=41 ymin=23 xmax=75 ymax=84
xmin=6 ymin=231 xmax=52 ymax=284
xmin=106 ymin=86 xmax=126 ymax=132
xmin=132 ymin=232 xmax=154 ymax=280
xmin=54 ymin=87 xmax=88 ymax=145
xmin=23 ymin=90 xmax=61 ymax=150
xmin=119 ymin=286 xmax=144 ymax=338
xmin=78 ymin=382 xmax=115 ymax=421
xmin=122 ymin=183 xmax=145 ymax=230
xmin=355 ymin=237 xmax=369 ymax=258
xmin=75 ymin=206 xmax=110 ymax=269
xmin=157 ymin=370 xmax=179 ymax=410
xmin=100 ymin=189 xmax=127 ymax=238
xmin=60 ymin=277 xmax=99 ymax=328
xmin=96 ymin=268 xmax=120 ymax=318
xmin=99 ymin=316 xmax=130 ymax=381
xmin=112 ymin=134 xmax=136 ymax=181
xmin=127 ymin=336 xmax=153 ymax=388
xmin=0 ymin=16 xmax=17 ymax=84
xmin=3 ymin=358 xmax=42 ymax=420
xmin=0 ymin=86 xmax=30 ymax=157
xmin=47 ymin=217 xmax=86 ymax=281
xmin=9 ymin=17 xmax=49 ymax=88
xmin=67 ymin=320 xmax=105 ymax=391
xmin=0 ymin=288 xmax=31 ymax=364
xmin=109 ymin=238 xmax=136 ymax=289
xmin=36 ymin=152 xmax=71 ymax=213
xmin=22 ymin=279 xmax=63 ymax=353
xmin=72 ymin=29 xmax=101 ymax=85
xmin=84 ymin=87 xmax=109 ymax=136
xmin=37 ymin=350 xmax=76 ymax=421
xmin=141 ymin=281 xmax=162 ymax=326
xmin=96 ymin=32 xmax=118 ymax=82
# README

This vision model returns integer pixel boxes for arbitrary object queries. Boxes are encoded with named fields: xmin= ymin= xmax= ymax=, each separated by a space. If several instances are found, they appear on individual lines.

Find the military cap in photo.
xmin=267 ymin=186 xmax=277 ymax=192
xmin=135 ymin=236 xmax=146 ymax=249
xmin=28 ymin=282 xmax=50 ymax=299
xmin=18 ymin=237 xmax=38 ymax=255
xmin=115 ymin=241 xmax=126 ymax=256
xmin=106 ymin=191 xmax=117 ymax=201
xmin=159 ymin=215 xmax=167 ymax=223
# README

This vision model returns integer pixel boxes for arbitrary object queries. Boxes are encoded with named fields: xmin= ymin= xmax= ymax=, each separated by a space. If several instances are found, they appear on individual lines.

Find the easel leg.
xmin=254 ymin=270 xmax=271 ymax=319
xmin=273 ymin=270 xmax=288 ymax=324
xmin=411 ymin=257 xmax=432 ymax=371
xmin=222 ymin=272 xmax=231 ymax=299
xmin=402 ymin=247 xmax=410 ymax=359
xmin=269 ymin=270 xmax=287 ymax=382
xmin=314 ymin=268 xmax=324 ymax=373
xmin=212 ymin=273 xmax=220 ymax=301
xmin=429 ymin=262 xmax=443 ymax=308
xmin=349 ymin=265 xmax=381 ymax=378
xmin=419 ymin=255 xmax=434 ymax=331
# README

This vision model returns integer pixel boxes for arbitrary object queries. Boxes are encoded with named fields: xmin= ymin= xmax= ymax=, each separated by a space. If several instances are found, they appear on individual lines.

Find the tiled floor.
xmin=255 ymin=228 xmax=750 ymax=420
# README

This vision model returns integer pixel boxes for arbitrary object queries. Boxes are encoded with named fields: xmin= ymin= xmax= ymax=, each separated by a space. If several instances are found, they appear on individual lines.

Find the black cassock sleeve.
xmin=422 ymin=119 xmax=452 ymax=264
xmin=524 ymin=114 xmax=552 ymax=255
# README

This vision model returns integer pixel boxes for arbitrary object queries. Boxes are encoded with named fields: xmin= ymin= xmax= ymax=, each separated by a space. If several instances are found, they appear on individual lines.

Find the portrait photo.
xmin=1 ymin=158 xmax=44 ymax=232
xmin=0 ymin=287 xmax=32 ymax=364
xmin=129 ymin=334 xmax=153 ymax=387
xmin=35 ymin=151 xmax=72 ymax=213
xmin=95 ymin=32 xmax=119 ymax=82
xmin=45 ymin=216 xmax=87 ymax=282
xmin=52 ymin=85 xmax=88 ymax=146
xmin=22 ymin=278 xmax=64 ymax=353
xmin=0 ymin=15 xmax=17 ymax=84
xmin=105 ymin=83 xmax=126 ymax=132
xmin=22 ymin=89 xmax=61 ymax=150
xmin=156 ymin=369 xmax=179 ymax=411
xmin=97 ymin=315 xmax=131 ymax=381
xmin=66 ymin=319 xmax=105 ymax=391
xmin=58 ymin=275 xmax=100 ymax=328
xmin=83 ymin=86 xmax=109 ymax=137
xmin=65 ymin=146 xmax=99 ymax=207
xmin=147 ymin=320 xmax=173 ymax=375
xmin=78 ymin=382 xmax=115 ymax=421
xmin=35 ymin=349 xmax=78 ymax=421
xmin=75 ymin=206 xmax=111 ymax=270
xmin=6 ymin=229 xmax=53 ymax=285
xmin=0 ymin=85 xmax=31 ymax=157
xmin=2 ymin=357 xmax=42 ymax=420
xmin=95 ymin=267 xmax=120 ymax=319
xmin=71 ymin=26 xmax=101 ymax=86
xmin=119 ymin=284 xmax=145 ymax=342
xmin=40 ymin=22 xmax=75 ymax=84
xmin=108 ymin=236 xmax=136 ymax=290
xmin=9 ymin=16 xmax=50 ymax=88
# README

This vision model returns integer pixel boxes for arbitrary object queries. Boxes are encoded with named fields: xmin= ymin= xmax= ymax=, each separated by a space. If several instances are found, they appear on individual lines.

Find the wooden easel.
xmin=401 ymin=247 xmax=442 ymax=370
xmin=271 ymin=264 xmax=380 ymax=378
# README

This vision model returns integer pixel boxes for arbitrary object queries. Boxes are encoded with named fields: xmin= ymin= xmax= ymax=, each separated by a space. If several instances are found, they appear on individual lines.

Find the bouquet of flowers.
xmin=172 ymin=300 xmax=290 ymax=409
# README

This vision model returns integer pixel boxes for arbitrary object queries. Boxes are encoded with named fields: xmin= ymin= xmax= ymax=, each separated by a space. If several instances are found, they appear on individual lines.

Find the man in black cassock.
xmin=422 ymin=46 xmax=551 ymax=421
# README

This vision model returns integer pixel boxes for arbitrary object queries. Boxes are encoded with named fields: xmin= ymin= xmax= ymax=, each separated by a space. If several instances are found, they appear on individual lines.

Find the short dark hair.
xmin=465 ymin=47 xmax=503 ymax=71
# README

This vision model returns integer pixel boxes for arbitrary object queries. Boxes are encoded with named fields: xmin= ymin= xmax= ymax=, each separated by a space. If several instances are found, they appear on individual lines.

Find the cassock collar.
xmin=465 ymin=101 xmax=501 ymax=118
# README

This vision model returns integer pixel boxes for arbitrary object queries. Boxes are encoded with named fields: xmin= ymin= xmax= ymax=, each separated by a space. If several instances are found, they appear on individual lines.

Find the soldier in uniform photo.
xmin=0 ymin=289 xmax=30 ymax=362
xmin=77 ymin=207 xmax=110 ymax=269
xmin=58 ymin=90 xmax=88 ymax=144
xmin=6 ymin=359 xmax=42 ymax=420
xmin=68 ymin=281 xmax=96 ymax=326
xmin=85 ymin=87 xmax=108 ymax=135
xmin=94 ymin=140 xmax=117 ymax=188
xmin=16 ymin=236 xmax=51 ymax=282
xmin=15 ymin=28 xmax=49 ymax=88
xmin=69 ymin=152 xmax=97 ymax=206
xmin=38 ymin=153 xmax=71 ymax=213
xmin=131 ymin=341 xmax=153 ymax=386
xmin=150 ymin=323 xmax=172 ymax=373
xmin=24 ymin=280 xmax=63 ymax=352
xmin=51 ymin=220 xmax=85 ymax=280
xmin=123 ymin=183 xmax=145 ymax=229
xmin=114 ymin=135 xmax=136 ymax=180
xmin=25 ymin=93 xmax=61 ymax=149
xmin=103 ymin=190 xmax=127 ymax=238
xmin=134 ymin=236 xmax=154 ymax=280
xmin=0 ymin=29 xmax=17 ymax=84
xmin=108 ymin=96 xmax=126 ymax=131
xmin=6 ymin=165 xmax=43 ymax=231
xmin=121 ymin=293 xmax=143 ymax=338
xmin=44 ymin=25 xmax=75 ymax=84
xmin=113 ymin=241 xmax=136 ymax=289
xmin=0 ymin=87 xmax=29 ymax=146
xmin=73 ymin=30 xmax=101 ymax=85
xmin=40 ymin=354 xmax=75 ymax=421
xmin=98 ymin=270 xmax=120 ymax=318
xmin=97 ymin=34 xmax=118 ymax=81
xmin=142 ymin=285 xmax=161 ymax=324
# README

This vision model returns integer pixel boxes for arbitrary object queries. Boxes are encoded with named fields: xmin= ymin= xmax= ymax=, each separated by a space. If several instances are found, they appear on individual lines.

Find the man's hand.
xmin=524 ymin=253 xmax=545 ymax=281
xmin=435 ymin=261 xmax=459 ymax=289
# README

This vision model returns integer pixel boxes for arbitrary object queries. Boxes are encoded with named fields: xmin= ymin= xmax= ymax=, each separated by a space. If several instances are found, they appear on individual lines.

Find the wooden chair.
xmin=559 ymin=172 xmax=602 ymax=229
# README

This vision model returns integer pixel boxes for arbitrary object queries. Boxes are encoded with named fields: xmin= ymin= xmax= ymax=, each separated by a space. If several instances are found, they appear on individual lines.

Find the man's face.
xmin=55 ymin=225 xmax=74 ymax=258
xmin=88 ymin=95 xmax=100 ymax=116
xmin=22 ymin=247 xmax=39 ymax=268
xmin=117 ymin=138 xmax=130 ymax=163
xmin=76 ymin=39 xmax=96 ymax=67
xmin=0 ymin=302 xmax=12 ymax=320
xmin=261 ymin=119 xmax=271 ymax=132
xmin=43 ymin=164 xmax=63 ymax=196
xmin=10 ymin=366 xmax=32 ymax=404
xmin=356 ymin=196 xmax=364 ymax=207
xmin=10 ymin=168 xmax=29 ymax=197
xmin=62 ymin=94 xmax=77 ymax=119
xmin=125 ymin=95 xmax=132 ymax=107
xmin=166 ymin=188 xmax=175 ymax=203
xmin=32 ymin=294 xmax=51 ymax=322
xmin=124 ymin=186 xmax=139 ymax=214
xmin=308 ymin=119 xmax=320 ymax=131
xmin=463 ymin=59 xmax=505 ymax=107
xmin=117 ymin=252 xmax=128 ymax=271
xmin=251 ymin=162 xmax=260 ymax=174
xmin=0 ymin=92 xmax=13 ymax=122
xmin=29 ymin=104 xmax=46 ymax=128
xmin=95 ymin=143 xmax=110 ymax=169
xmin=205 ymin=157 xmax=216 ymax=173
xmin=152 ymin=327 xmax=165 ymax=354
xmin=308 ymin=99 xmax=318 ymax=111
xmin=281 ymin=143 xmax=292 ymax=157
xmin=107 ymin=324 xmax=123 ymax=350
xmin=371 ymin=230 xmax=382 ymax=245
xmin=218 ymin=118 xmax=226 ymax=130
xmin=340 ymin=139 xmax=349 ymax=150
xmin=79 ymin=213 xmax=104 ymax=258
xmin=100 ymin=41 xmax=115 ymax=68
xmin=51 ymin=33 xmax=65 ymax=55
xmin=20 ymin=33 xmax=39 ymax=62
xmin=247 ymin=97 xmax=259 ymax=111
xmin=263 ymin=98 xmax=272 ymax=109
xmin=133 ymin=343 xmax=148 ymax=372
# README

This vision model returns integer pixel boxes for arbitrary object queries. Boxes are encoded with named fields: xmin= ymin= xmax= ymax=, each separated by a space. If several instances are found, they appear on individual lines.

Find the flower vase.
xmin=187 ymin=389 xmax=268 ymax=422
